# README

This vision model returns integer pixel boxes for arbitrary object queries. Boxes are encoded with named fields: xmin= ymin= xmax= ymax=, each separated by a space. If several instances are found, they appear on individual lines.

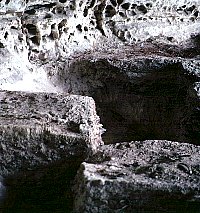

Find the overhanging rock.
xmin=74 ymin=140 xmax=200 ymax=212
xmin=0 ymin=90 xmax=104 ymax=176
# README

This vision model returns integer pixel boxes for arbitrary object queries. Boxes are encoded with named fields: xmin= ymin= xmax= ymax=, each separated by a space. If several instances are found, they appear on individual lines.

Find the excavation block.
xmin=74 ymin=140 xmax=200 ymax=213
xmin=0 ymin=90 xmax=103 ymax=176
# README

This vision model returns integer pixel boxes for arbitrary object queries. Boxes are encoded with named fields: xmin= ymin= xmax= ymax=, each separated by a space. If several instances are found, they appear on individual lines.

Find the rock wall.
xmin=0 ymin=0 xmax=200 ymax=212
xmin=51 ymin=55 xmax=199 ymax=145
xmin=0 ymin=0 xmax=200 ymax=92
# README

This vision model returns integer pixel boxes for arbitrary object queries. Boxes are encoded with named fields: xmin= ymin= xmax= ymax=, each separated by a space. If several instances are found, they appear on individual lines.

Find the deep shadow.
xmin=0 ymin=157 xmax=82 ymax=213
xmin=64 ymin=60 xmax=200 ymax=144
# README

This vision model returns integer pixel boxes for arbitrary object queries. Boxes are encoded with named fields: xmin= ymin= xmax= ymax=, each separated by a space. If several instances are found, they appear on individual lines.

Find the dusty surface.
xmin=74 ymin=140 xmax=200 ymax=213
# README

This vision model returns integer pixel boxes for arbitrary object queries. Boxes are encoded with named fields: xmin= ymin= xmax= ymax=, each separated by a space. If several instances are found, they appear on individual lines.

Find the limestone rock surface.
xmin=0 ymin=90 xmax=103 ymax=176
xmin=0 ymin=0 xmax=200 ymax=212
xmin=74 ymin=140 xmax=200 ymax=213
xmin=0 ymin=0 xmax=200 ymax=92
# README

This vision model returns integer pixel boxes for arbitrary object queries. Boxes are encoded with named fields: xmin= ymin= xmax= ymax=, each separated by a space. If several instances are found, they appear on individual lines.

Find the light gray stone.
xmin=0 ymin=0 xmax=200 ymax=92
xmin=74 ymin=140 xmax=200 ymax=212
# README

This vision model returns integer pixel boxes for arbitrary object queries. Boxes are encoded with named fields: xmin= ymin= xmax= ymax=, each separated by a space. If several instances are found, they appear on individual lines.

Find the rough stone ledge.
xmin=0 ymin=90 xmax=104 ymax=176
xmin=73 ymin=140 xmax=200 ymax=213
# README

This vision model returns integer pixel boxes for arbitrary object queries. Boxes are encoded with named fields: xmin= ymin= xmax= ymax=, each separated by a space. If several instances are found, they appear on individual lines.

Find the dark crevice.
xmin=110 ymin=0 xmax=117 ymax=7
xmin=121 ymin=3 xmax=130 ymax=10
xmin=0 ymin=42 xmax=5 ymax=48
xmin=25 ymin=24 xmax=37 ymax=35
xmin=83 ymin=8 xmax=88 ymax=17
xmin=59 ymin=0 xmax=67 ymax=3
xmin=94 ymin=2 xmax=106 ymax=36
xmin=11 ymin=26 xmax=17 ymax=30
xmin=24 ymin=9 xmax=36 ymax=15
xmin=117 ymin=0 xmax=124 ymax=5
xmin=4 ymin=32 xmax=8 ymax=40
xmin=76 ymin=24 xmax=82 ymax=32
xmin=137 ymin=5 xmax=148 ymax=14
xmin=5 ymin=0 xmax=10 ymax=5
xmin=30 ymin=36 xmax=40 ymax=45
xmin=105 ymin=5 xmax=116 ymax=17
xmin=88 ymin=0 xmax=96 ymax=8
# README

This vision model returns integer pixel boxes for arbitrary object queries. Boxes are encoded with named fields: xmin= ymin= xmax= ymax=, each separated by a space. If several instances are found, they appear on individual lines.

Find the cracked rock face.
xmin=74 ymin=140 xmax=200 ymax=213
xmin=0 ymin=90 xmax=103 ymax=176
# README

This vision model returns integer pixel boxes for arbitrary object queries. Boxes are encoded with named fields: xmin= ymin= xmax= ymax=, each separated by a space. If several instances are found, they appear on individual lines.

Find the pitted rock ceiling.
xmin=0 ymin=0 xmax=200 ymax=92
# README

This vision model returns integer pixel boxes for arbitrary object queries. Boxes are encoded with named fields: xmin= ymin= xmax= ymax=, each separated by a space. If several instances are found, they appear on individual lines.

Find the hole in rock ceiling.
xmin=117 ymin=0 xmax=124 ymax=5
xmin=121 ymin=3 xmax=130 ymax=10
xmin=59 ymin=0 xmax=67 ymax=3
xmin=5 ymin=0 xmax=10 ymax=5
xmin=110 ymin=0 xmax=117 ymax=7
xmin=62 ymin=60 xmax=200 ymax=145
xmin=25 ymin=24 xmax=37 ymax=35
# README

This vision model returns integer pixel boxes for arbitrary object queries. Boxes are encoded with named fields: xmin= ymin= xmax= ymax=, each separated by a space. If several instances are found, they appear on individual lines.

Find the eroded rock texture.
xmin=0 ymin=90 xmax=103 ymax=212
xmin=0 ymin=90 xmax=103 ymax=176
xmin=1 ymin=0 xmax=199 ymax=145
xmin=0 ymin=0 xmax=200 ymax=212
xmin=74 ymin=140 xmax=200 ymax=213
xmin=0 ymin=0 xmax=200 ymax=91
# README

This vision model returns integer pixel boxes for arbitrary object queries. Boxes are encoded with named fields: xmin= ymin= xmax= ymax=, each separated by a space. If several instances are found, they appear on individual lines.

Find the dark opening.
xmin=24 ymin=9 xmax=36 ymax=15
xmin=30 ymin=36 xmax=40 ymax=45
xmin=121 ymin=3 xmax=130 ymax=10
xmin=4 ymin=32 xmax=8 ymax=40
xmin=5 ymin=0 xmax=10 ymax=5
xmin=61 ymin=60 xmax=200 ymax=145
xmin=59 ymin=0 xmax=67 ymax=3
xmin=117 ymin=0 xmax=124 ymax=5
xmin=105 ymin=5 xmax=116 ymax=17
xmin=25 ymin=24 xmax=37 ymax=35
xmin=137 ymin=5 xmax=148 ymax=14
xmin=1 ymin=159 xmax=82 ymax=213
xmin=110 ymin=0 xmax=117 ymax=7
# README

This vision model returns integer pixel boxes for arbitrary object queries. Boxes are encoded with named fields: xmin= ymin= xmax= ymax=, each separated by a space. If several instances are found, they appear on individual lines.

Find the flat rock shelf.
xmin=74 ymin=140 xmax=200 ymax=213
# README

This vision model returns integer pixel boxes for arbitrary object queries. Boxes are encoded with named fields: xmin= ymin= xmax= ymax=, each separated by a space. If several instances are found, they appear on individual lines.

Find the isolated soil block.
xmin=74 ymin=140 xmax=200 ymax=213
xmin=0 ymin=90 xmax=104 ymax=176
